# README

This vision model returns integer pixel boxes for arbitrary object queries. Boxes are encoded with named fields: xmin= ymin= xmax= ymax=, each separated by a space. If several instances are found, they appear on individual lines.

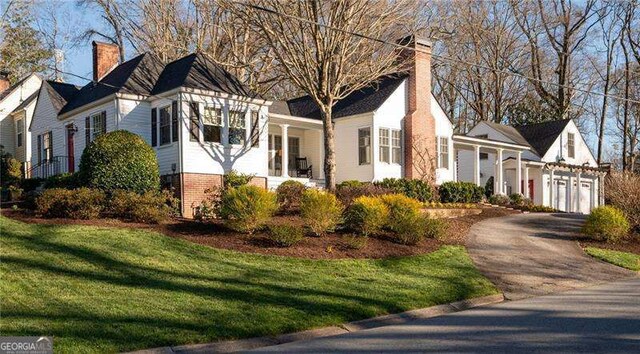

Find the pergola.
xmin=452 ymin=134 xmax=531 ymax=195
xmin=544 ymin=162 xmax=608 ymax=211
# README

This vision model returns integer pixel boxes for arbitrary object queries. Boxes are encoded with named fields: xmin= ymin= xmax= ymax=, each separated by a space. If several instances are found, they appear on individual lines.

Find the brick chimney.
xmin=0 ymin=71 xmax=10 ymax=94
xmin=92 ymin=41 xmax=120 ymax=81
xmin=401 ymin=36 xmax=435 ymax=181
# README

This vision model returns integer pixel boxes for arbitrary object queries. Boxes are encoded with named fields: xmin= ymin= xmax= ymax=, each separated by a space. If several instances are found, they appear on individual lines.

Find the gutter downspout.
xmin=177 ymin=92 xmax=185 ymax=217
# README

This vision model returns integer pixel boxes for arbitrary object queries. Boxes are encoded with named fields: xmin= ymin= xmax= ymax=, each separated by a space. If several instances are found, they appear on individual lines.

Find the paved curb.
xmin=125 ymin=293 xmax=504 ymax=354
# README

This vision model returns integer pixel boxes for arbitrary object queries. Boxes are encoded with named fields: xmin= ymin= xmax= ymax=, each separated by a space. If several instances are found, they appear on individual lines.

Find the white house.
xmin=0 ymin=72 xmax=42 ymax=172
xmin=28 ymin=38 xmax=604 ymax=217
xmin=455 ymin=120 xmax=605 ymax=213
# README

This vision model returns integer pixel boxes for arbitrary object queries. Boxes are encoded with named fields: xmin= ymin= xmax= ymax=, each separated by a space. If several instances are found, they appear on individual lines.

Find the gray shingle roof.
xmin=271 ymin=74 xmax=407 ymax=120
xmin=482 ymin=121 xmax=532 ymax=148
xmin=44 ymin=80 xmax=81 ymax=112
xmin=515 ymin=119 xmax=571 ymax=157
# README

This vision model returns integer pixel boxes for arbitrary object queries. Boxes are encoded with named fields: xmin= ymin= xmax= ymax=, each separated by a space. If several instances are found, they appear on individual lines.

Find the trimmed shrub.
xmin=224 ymin=170 xmax=255 ymax=189
xmin=508 ymin=193 xmax=532 ymax=206
xmin=344 ymin=196 xmax=389 ymax=236
xmin=108 ymin=190 xmax=173 ymax=224
xmin=43 ymin=173 xmax=79 ymax=189
xmin=78 ymin=130 xmax=160 ymax=194
xmin=424 ymin=218 xmax=448 ymax=240
xmin=484 ymin=177 xmax=494 ymax=198
xmin=380 ymin=193 xmax=421 ymax=228
xmin=220 ymin=185 xmax=277 ymax=233
xmin=582 ymin=206 xmax=630 ymax=243
xmin=517 ymin=204 xmax=556 ymax=213
xmin=439 ymin=182 xmax=484 ymax=203
xmin=276 ymin=180 xmax=306 ymax=213
xmin=343 ymin=234 xmax=368 ymax=250
xmin=390 ymin=214 xmax=429 ymax=246
xmin=300 ymin=189 xmax=344 ymax=236
xmin=335 ymin=183 xmax=391 ymax=207
xmin=36 ymin=187 xmax=105 ymax=219
xmin=267 ymin=224 xmax=304 ymax=247
xmin=488 ymin=194 xmax=510 ymax=206
xmin=374 ymin=178 xmax=435 ymax=202
xmin=336 ymin=180 xmax=365 ymax=189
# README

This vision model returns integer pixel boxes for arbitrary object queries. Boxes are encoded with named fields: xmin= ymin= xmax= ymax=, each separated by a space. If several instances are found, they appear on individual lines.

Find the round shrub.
xmin=220 ymin=185 xmax=278 ymax=233
xmin=300 ymin=189 xmax=344 ymax=236
xmin=344 ymin=196 xmax=389 ymax=236
xmin=79 ymin=130 xmax=160 ymax=194
xmin=267 ymin=224 xmax=304 ymax=247
xmin=342 ymin=234 xmax=368 ymax=250
xmin=108 ymin=189 xmax=174 ymax=224
xmin=424 ymin=218 xmax=448 ymax=240
xmin=379 ymin=193 xmax=423 ymax=239
xmin=337 ymin=180 xmax=365 ymax=189
xmin=390 ymin=214 xmax=429 ymax=246
xmin=374 ymin=178 xmax=434 ymax=202
xmin=488 ymin=194 xmax=510 ymax=206
xmin=582 ymin=206 xmax=630 ymax=243
xmin=36 ymin=187 xmax=105 ymax=219
xmin=276 ymin=180 xmax=306 ymax=213
xmin=439 ymin=182 xmax=484 ymax=203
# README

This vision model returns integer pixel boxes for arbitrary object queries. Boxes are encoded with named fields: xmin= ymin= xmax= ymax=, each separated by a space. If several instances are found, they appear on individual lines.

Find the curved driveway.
xmin=467 ymin=212 xmax=635 ymax=300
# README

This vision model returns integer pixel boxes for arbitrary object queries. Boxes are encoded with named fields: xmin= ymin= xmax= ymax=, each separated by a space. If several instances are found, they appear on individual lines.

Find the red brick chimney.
xmin=401 ymin=36 xmax=435 ymax=180
xmin=92 ymin=41 xmax=120 ymax=81
xmin=0 ymin=71 xmax=10 ymax=94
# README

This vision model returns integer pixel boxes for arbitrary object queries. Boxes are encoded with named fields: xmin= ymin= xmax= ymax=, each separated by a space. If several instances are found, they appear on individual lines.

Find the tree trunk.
xmin=597 ymin=66 xmax=610 ymax=165
xmin=320 ymin=104 xmax=337 ymax=191
xmin=622 ymin=38 xmax=630 ymax=171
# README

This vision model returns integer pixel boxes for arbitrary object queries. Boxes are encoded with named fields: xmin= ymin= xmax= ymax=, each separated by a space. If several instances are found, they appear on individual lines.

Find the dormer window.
xmin=567 ymin=133 xmax=575 ymax=159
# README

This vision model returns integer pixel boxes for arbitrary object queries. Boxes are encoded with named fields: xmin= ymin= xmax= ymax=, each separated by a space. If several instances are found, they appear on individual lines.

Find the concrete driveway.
xmin=466 ymin=213 xmax=635 ymax=300
xmin=248 ymin=278 xmax=640 ymax=353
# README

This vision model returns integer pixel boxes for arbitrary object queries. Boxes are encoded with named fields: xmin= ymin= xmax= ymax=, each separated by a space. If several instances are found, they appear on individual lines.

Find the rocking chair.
xmin=295 ymin=157 xmax=313 ymax=178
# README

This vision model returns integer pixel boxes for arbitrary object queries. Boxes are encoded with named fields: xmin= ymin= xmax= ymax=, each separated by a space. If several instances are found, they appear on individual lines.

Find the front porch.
xmin=267 ymin=113 xmax=326 ymax=189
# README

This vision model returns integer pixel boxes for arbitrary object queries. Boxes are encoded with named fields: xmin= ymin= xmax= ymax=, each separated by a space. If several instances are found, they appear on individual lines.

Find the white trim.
xmin=453 ymin=135 xmax=530 ymax=151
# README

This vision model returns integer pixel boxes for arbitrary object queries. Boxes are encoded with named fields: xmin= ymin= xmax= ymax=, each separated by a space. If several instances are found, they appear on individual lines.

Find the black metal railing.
xmin=29 ymin=156 xmax=73 ymax=179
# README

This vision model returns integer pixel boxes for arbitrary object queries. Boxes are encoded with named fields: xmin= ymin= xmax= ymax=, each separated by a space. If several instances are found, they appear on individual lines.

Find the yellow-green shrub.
xmin=380 ymin=194 xmax=425 ymax=245
xmin=36 ymin=187 xmax=105 ymax=219
xmin=300 ymin=189 xmax=343 ymax=236
xmin=582 ymin=206 xmax=630 ymax=243
xmin=220 ymin=185 xmax=278 ymax=233
xmin=267 ymin=224 xmax=304 ymax=247
xmin=344 ymin=196 xmax=389 ymax=236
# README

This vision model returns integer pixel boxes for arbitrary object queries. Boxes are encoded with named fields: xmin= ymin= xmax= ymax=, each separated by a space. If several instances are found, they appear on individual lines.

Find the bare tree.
xmin=231 ymin=0 xmax=420 ymax=190
xmin=77 ymin=0 xmax=126 ymax=62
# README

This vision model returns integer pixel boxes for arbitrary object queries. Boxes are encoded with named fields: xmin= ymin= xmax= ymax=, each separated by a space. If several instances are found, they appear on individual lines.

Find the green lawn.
xmin=0 ymin=215 xmax=497 ymax=353
xmin=584 ymin=247 xmax=640 ymax=271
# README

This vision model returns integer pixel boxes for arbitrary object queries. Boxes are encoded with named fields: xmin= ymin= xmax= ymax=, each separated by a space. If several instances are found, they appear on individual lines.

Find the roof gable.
xmin=515 ymin=119 xmax=571 ymax=157
xmin=151 ymin=53 xmax=258 ymax=98
xmin=271 ymin=74 xmax=407 ymax=120
xmin=44 ymin=80 xmax=81 ymax=112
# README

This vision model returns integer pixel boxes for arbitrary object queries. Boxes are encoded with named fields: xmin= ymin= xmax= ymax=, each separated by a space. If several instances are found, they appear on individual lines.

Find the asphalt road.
xmin=248 ymin=278 xmax=640 ymax=353
xmin=466 ymin=213 xmax=634 ymax=300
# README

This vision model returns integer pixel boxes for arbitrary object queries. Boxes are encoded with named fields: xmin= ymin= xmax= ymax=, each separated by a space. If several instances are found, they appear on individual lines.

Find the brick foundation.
xmin=165 ymin=173 xmax=267 ymax=218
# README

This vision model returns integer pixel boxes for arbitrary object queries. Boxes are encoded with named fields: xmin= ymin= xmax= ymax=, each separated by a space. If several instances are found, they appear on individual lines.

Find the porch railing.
xmin=28 ymin=156 xmax=73 ymax=179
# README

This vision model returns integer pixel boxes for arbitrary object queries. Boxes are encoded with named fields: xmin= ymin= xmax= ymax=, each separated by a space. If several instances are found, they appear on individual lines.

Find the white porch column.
xmin=523 ymin=166 xmax=530 ymax=199
xmin=473 ymin=145 xmax=481 ymax=186
xmin=281 ymin=124 xmax=289 ymax=177
xmin=496 ymin=148 xmax=504 ymax=194
xmin=599 ymin=174 xmax=604 ymax=207
xmin=575 ymin=171 xmax=581 ymax=213
xmin=318 ymin=129 xmax=324 ymax=180
xmin=549 ymin=169 xmax=555 ymax=208
xmin=567 ymin=175 xmax=573 ymax=212
xmin=590 ymin=175 xmax=596 ymax=211
xmin=515 ymin=151 xmax=522 ymax=195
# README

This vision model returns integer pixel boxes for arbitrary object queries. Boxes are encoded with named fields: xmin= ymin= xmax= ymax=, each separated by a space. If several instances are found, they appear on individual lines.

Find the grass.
xmin=584 ymin=247 xmax=640 ymax=271
xmin=0 ymin=215 xmax=497 ymax=353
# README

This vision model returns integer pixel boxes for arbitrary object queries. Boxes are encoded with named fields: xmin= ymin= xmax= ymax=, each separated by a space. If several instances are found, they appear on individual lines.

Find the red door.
xmin=66 ymin=124 xmax=75 ymax=173
xmin=521 ymin=179 xmax=534 ymax=200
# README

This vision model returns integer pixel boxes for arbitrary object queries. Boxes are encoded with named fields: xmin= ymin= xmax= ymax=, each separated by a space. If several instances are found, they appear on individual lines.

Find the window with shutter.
xmin=171 ymin=101 xmax=178 ymax=142
xmin=91 ymin=111 xmax=106 ymax=140
xmin=189 ymin=102 xmax=200 ymax=142
xmin=85 ymin=117 xmax=90 ymax=143
xmin=151 ymin=108 xmax=157 ymax=146
xmin=159 ymin=105 xmax=171 ymax=145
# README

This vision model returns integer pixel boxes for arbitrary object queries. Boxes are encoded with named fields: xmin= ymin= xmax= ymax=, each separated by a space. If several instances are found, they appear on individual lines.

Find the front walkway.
xmin=466 ymin=213 xmax=634 ymax=300
xmin=249 ymin=278 xmax=640 ymax=353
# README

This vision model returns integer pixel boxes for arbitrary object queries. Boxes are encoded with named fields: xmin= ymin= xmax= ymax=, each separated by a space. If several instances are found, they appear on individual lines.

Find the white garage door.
xmin=579 ymin=182 xmax=592 ymax=214
xmin=556 ymin=180 xmax=567 ymax=212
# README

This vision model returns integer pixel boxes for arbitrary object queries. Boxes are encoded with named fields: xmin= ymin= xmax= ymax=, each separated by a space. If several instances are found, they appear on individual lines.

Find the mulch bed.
xmin=579 ymin=233 xmax=640 ymax=255
xmin=1 ymin=206 xmax=518 ymax=260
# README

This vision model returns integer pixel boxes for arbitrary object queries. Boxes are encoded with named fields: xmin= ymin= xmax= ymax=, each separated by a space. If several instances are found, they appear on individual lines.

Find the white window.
xmin=38 ymin=131 xmax=52 ymax=163
xmin=438 ymin=136 xmax=449 ymax=169
xmin=159 ymin=105 xmax=171 ymax=145
xmin=358 ymin=127 xmax=371 ymax=165
xmin=229 ymin=110 xmax=246 ymax=145
xmin=391 ymin=130 xmax=402 ymax=164
xmin=379 ymin=128 xmax=390 ymax=163
xmin=92 ymin=111 xmax=106 ymax=140
xmin=567 ymin=133 xmax=575 ymax=158
xmin=16 ymin=118 xmax=24 ymax=147
xmin=203 ymin=107 xmax=223 ymax=143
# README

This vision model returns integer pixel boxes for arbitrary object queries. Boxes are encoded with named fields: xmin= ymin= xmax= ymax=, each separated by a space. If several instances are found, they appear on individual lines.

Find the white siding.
xmin=0 ymin=75 xmax=41 ymax=157
xmin=372 ymin=80 xmax=405 ymax=181
xmin=118 ymin=98 xmax=152 ymax=142
xmin=334 ymin=113 xmax=374 ymax=182
xmin=432 ymin=96 xmax=454 ymax=185
xmin=151 ymin=96 xmax=180 ymax=176
xmin=540 ymin=120 xmax=597 ymax=166
xmin=179 ymin=92 xmax=269 ymax=178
